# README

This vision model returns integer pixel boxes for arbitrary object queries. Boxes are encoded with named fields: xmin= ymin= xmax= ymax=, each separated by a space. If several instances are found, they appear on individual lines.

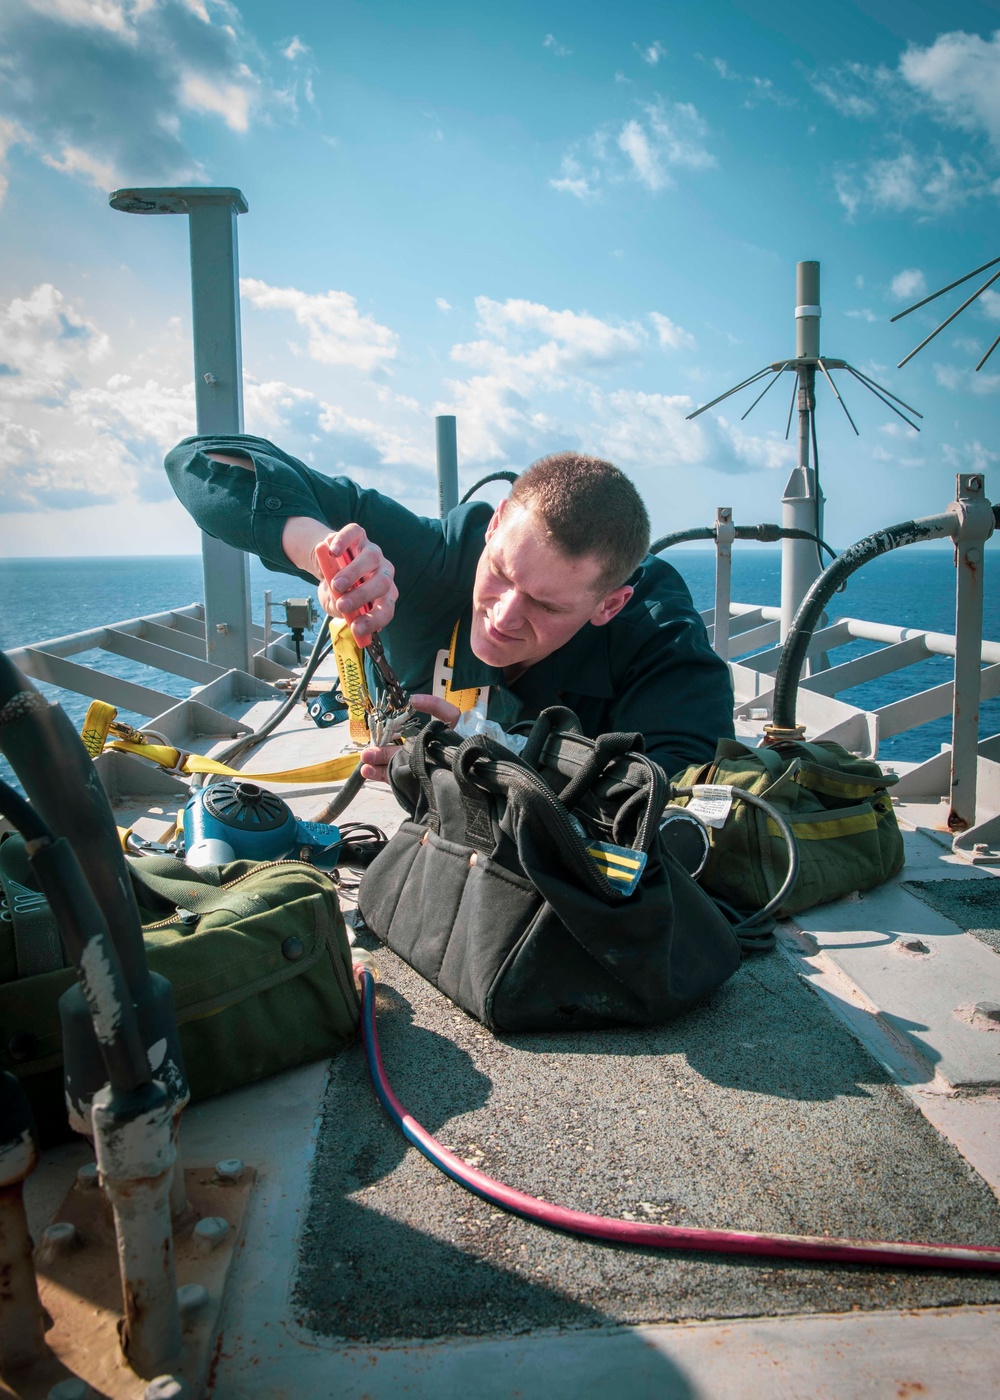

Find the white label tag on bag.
xmin=685 ymin=784 xmax=734 ymax=830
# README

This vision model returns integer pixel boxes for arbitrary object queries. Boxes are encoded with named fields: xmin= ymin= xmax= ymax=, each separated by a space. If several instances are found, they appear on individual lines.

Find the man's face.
xmin=470 ymin=499 xmax=633 ymax=672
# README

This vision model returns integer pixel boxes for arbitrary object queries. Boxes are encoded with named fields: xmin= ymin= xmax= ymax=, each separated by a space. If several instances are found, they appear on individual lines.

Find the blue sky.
xmin=2 ymin=0 xmax=1000 ymax=556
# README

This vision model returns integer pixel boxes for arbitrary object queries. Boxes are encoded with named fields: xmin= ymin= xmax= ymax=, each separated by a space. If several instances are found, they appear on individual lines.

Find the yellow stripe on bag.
xmin=105 ymin=740 xmax=360 ymax=785
xmin=767 ymin=811 xmax=877 ymax=841
xmin=329 ymin=616 xmax=373 ymax=745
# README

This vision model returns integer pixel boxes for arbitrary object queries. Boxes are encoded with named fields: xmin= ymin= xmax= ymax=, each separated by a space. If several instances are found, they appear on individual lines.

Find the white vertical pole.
xmin=780 ymin=261 xmax=826 ymax=642
xmin=713 ymin=506 xmax=734 ymax=661
xmin=949 ymin=472 xmax=993 ymax=835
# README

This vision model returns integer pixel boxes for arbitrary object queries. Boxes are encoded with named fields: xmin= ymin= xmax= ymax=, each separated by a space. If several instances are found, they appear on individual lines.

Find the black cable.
xmin=651 ymin=524 xmax=836 ymax=561
xmin=771 ymin=513 xmax=965 ymax=734
xmin=809 ymin=405 xmax=825 ymax=575
xmin=459 ymin=471 xmax=518 ymax=504
xmin=670 ymin=784 xmax=799 ymax=949
xmin=206 ymin=626 xmax=333 ymax=776
xmin=0 ymin=776 xmax=50 ymax=843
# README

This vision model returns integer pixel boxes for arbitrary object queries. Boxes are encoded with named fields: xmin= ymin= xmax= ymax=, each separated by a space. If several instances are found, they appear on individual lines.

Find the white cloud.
xmin=845 ymin=307 xmax=879 ymax=322
xmin=454 ymin=297 xmax=647 ymax=383
xmin=890 ymin=267 xmax=927 ymax=300
xmin=240 ymin=277 xmax=399 ymax=373
xmin=649 ymin=312 xmax=695 ymax=349
xmin=0 ymin=281 xmax=194 ymax=512
xmin=436 ymin=297 xmax=453 ymax=312
xmin=834 ymin=150 xmax=1000 ymax=219
xmin=810 ymin=66 xmax=882 ymax=119
xmin=0 ymin=0 xmax=284 ymax=200
xmin=179 ymin=71 xmax=255 ymax=133
xmin=282 ymin=35 xmax=308 ymax=61
xmin=933 ymin=361 xmax=1000 ymax=394
xmin=635 ymin=40 xmax=665 ymax=66
xmin=552 ymin=99 xmax=715 ymax=200
xmin=542 ymin=33 xmax=571 ymax=58
xmin=900 ymin=30 xmax=1000 ymax=149
xmin=711 ymin=56 xmax=795 ymax=108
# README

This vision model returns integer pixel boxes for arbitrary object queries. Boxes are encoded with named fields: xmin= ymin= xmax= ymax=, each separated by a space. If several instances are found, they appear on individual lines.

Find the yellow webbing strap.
xmin=329 ymin=616 xmax=373 ymax=744
xmin=443 ymin=619 xmax=483 ymax=714
xmin=81 ymin=700 xmax=117 ymax=757
xmin=105 ymin=740 xmax=360 ymax=785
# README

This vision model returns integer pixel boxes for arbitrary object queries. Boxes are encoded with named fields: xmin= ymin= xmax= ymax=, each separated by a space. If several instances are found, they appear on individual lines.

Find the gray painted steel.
xmin=436 ymin=414 xmax=460 ymax=517
xmin=110 ymin=187 xmax=253 ymax=673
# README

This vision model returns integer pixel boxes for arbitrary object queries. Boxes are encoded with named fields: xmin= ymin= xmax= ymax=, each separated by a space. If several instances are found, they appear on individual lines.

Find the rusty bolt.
xmin=48 ymin=1381 xmax=93 ymax=1400
xmin=215 ymin=1157 xmax=245 ymax=1183
xmin=177 ymin=1282 xmax=210 ymax=1323
xmin=145 ymin=1379 xmax=190 ymax=1400
xmin=898 ymin=937 xmax=930 ymax=954
xmin=38 ymin=1221 xmax=79 ymax=1260
xmin=76 ymin=1162 xmax=100 ymax=1190
xmin=192 ymin=1215 xmax=230 ymax=1254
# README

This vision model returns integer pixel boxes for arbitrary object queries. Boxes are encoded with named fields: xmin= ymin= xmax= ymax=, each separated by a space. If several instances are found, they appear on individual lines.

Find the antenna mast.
xmin=687 ymin=260 xmax=922 ymax=639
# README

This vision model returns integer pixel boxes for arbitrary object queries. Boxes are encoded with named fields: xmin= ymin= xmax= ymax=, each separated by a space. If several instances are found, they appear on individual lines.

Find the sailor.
xmin=164 ymin=435 xmax=734 ymax=781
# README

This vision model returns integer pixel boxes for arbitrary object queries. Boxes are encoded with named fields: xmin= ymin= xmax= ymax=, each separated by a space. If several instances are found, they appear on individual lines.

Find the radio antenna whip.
xmin=891 ymin=254 xmax=1000 ymax=371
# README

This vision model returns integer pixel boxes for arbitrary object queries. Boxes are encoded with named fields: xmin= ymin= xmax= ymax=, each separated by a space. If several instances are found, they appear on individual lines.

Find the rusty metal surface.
xmin=0 ymin=1166 xmax=253 ymax=1400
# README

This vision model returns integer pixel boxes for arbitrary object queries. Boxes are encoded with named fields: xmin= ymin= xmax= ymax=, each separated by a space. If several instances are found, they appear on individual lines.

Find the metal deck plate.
xmin=294 ymin=943 xmax=1000 ymax=1342
xmin=903 ymin=878 xmax=1000 ymax=956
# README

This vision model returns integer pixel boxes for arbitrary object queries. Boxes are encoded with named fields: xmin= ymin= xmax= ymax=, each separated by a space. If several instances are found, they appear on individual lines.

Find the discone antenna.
xmin=686 ymin=261 xmax=923 ymax=636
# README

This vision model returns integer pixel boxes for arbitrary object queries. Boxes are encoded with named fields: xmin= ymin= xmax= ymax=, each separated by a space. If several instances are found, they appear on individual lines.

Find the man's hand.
xmin=360 ymin=693 xmax=461 ymax=783
xmin=307 ymin=522 xmax=398 ymax=647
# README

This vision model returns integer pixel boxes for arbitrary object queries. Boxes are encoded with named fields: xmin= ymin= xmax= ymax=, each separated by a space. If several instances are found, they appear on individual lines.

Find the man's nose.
xmin=493 ymin=587 xmax=524 ymax=631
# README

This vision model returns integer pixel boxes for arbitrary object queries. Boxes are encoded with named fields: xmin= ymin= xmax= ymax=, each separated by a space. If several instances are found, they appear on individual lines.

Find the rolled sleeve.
xmin=165 ymin=434 xmax=445 ymax=590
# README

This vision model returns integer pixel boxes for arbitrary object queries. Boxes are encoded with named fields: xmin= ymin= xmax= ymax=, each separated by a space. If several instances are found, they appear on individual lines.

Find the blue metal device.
xmin=182 ymin=780 xmax=341 ymax=867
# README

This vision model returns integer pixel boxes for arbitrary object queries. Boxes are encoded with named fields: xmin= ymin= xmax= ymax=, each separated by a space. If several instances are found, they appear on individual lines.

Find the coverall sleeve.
xmin=163 ymin=434 xmax=443 ymax=596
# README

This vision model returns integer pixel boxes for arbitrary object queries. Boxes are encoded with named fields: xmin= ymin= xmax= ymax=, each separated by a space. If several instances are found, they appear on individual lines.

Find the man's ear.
xmin=589 ymin=584 xmax=633 ymax=628
xmin=484 ymin=497 xmax=507 ymax=541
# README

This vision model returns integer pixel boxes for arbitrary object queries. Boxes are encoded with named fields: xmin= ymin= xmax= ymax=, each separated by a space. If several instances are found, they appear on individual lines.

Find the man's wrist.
xmin=282 ymin=516 xmax=332 ymax=577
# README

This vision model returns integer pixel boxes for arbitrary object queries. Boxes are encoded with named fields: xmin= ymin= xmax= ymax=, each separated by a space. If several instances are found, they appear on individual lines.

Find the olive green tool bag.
xmin=670 ymin=738 xmax=904 ymax=919
xmin=0 ymin=842 xmax=359 ymax=1132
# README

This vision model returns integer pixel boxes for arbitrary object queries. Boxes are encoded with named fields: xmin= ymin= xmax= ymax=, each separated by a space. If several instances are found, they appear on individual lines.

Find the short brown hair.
xmin=509 ymin=452 xmax=650 ymax=592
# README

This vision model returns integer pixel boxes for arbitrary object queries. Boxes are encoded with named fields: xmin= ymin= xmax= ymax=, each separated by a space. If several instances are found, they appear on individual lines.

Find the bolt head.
xmin=973 ymin=1001 xmax=1000 ymax=1024
xmin=40 ymin=1221 xmax=79 ymax=1256
xmin=145 ymin=1377 xmax=189 ymax=1400
xmin=898 ymin=937 xmax=930 ymax=954
xmin=215 ymin=1157 xmax=245 ymax=1183
xmin=192 ymin=1215 xmax=230 ymax=1253
xmin=177 ymin=1282 xmax=210 ymax=1321
xmin=76 ymin=1162 xmax=100 ymax=1189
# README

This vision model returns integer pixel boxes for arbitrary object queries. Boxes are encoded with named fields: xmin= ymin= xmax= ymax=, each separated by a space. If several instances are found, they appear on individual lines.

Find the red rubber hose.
xmin=357 ymin=968 xmax=1000 ymax=1272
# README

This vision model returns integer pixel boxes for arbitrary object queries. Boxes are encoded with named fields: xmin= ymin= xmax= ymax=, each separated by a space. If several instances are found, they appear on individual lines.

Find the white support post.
xmin=948 ymin=472 xmax=995 ymax=836
xmin=713 ymin=507 xmax=735 ymax=661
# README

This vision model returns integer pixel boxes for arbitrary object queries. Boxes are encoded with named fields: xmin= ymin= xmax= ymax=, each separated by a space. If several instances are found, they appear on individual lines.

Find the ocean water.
xmin=1 ymin=546 xmax=998 ymax=782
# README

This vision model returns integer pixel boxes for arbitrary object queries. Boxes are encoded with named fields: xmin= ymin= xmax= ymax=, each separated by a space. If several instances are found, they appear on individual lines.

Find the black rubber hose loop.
xmin=459 ymin=471 xmax=518 ymax=505
xmin=770 ymin=512 xmax=984 ymax=734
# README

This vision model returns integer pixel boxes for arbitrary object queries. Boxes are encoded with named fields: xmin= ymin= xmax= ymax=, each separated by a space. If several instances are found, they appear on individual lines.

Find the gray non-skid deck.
xmin=295 ymin=935 xmax=1000 ymax=1342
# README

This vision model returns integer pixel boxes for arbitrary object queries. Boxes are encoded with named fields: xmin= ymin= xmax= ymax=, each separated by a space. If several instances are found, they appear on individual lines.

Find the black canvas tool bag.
xmin=358 ymin=708 xmax=742 ymax=1032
